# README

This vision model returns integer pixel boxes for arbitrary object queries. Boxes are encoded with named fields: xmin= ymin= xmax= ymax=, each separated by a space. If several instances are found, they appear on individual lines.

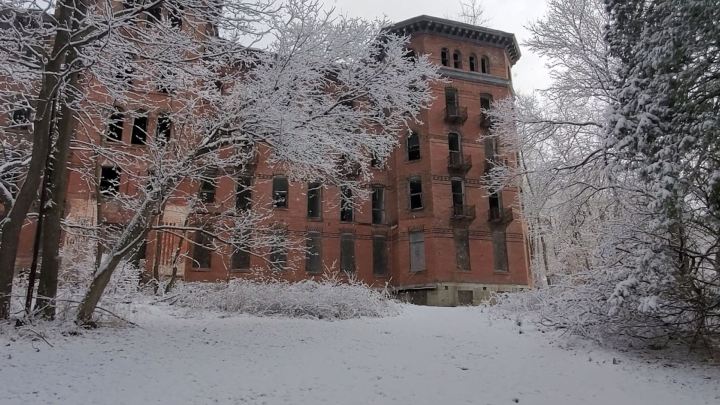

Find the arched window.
xmin=469 ymin=54 xmax=478 ymax=72
xmin=480 ymin=94 xmax=493 ymax=127
xmin=480 ymin=55 xmax=490 ymax=74
xmin=407 ymin=131 xmax=420 ymax=161
xmin=440 ymin=48 xmax=449 ymax=66
xmin=453 ymin=50 xmax=462 ymax=69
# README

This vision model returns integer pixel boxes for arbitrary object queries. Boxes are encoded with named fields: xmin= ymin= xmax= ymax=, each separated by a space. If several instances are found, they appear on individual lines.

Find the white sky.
xmin=328 ymin=0 xmax=551 ymax=94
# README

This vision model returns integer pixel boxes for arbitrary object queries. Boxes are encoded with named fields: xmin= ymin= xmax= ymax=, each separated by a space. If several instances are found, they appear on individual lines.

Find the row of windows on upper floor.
xmin=440 ymin=48 xmax=491 ymax=74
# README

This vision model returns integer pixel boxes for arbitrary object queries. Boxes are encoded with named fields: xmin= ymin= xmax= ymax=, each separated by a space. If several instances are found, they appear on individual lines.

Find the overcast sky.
xmin=328 ymin=0 xmax=551 ymax=94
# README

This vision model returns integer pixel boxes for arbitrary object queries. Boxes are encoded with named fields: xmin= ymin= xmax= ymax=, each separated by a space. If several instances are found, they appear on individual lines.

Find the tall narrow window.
xmin=131 ymin=111 xmax=148 ymax=145
xmin=272 ymin=176 xmax=289 ymax=208
xmin=340 ymin=186 xmax=353 ymax=222
xmin=306 ymin=231 xmax=322 ymax=273
xmin=469 ymin=54 xmax=478 ymax=72
xmin=371 ymin=186 xmax=385 ymax=225
xmin=198 ymin=169 xmax=217 ymax=203
xmin=236 ymin=175 xmax=252 ymax=211
xmin=493 ymin=228 xmax=509 ymax=272
xmin=409 ymin=177 xmax=423 ymax=210
xmin=445 ymin=87 xmax=459 ymax=111
xmin=340 ymin=233 xmax=355 ymax=273
xmin=169 ymin=4 xmax=183 ymax=28
xmin=156 ymin=113 xmax=172 ymax=143
xmin=451 ymin=178 xmax=465 ymax=213
xmin=100 ymin=166 xmax=121 ymax=196
xmin=455 ymin=228 xmax=471 ymax=272
xmin=107 ymin=108 xmax=124 ymax=141
xmin=440 ymin=48 xmax=449 ymax=66
xmin=489 ymin=192 xmax=502 ymax=220
xmin=453 ymin=50 xmax=462 ymax=69
xmin=480 ymin=95 xmax=493 ymax=127
xmin=269 ymin=232 xmax=287 ymax=271
xmin=407 ymin=131 xmax=420 ymax=161
xmin=409 ymin=231 xmax=426 ymax=272
xmin=448 ymin=132 xmax=461 ymax=165
xmin=192 ymin=230 xmax=212 ymax=269
xmin=373 ymin=235 xmax=388 ymax=276
xmin=480 ymin=56 xmax=490 ymax=74
xmin=307 ymin=182 xmax=322 ymax=219
xmin=231 ymin=235 xmax=251 ymax=272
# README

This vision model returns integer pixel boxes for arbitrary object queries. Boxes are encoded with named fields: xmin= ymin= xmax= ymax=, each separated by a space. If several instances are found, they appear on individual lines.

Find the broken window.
xmin=373 ymin=235 xmax=388 ymax=276
xmin=409 ymin=177 xmax=423 ymax=210
xmin=131 ymin=111 xmax=148 ymax=145
xmin=453 ymin=50 xmax=462 ymax=69
xmin=307 ymin=182 xmax=322 ymax=219
xmin=198 ymin=169 xmax=217 ymax=203
xmin=469 ymin=54 xmax=478 ymax=72
xmin=451 ymin=178 xmax=465 ymax=213
xmin=440 ymin=48 xmax=449 ymax=66
xmin=371 ymin=186 xmax=385 ymax=225
xmin=107 ymin=108 xmax=124 ymax=141
xmin=480 ymin=94 xmax=493 ymax=127
xmin=480 ymin=55 xmax=490 ymax=74
xmin=409 ymin=231 xmax=425 ymax=272
xmin=156 ymin=113 xmax=172 ymax=143
xmin=100 ymin=166 xmax=121 ymax=196
xmin=192 ymin=230 xmax=212 ymax=269
xmin=10 ymin=107 xmax=31 ymax=128
xmin=235 ymin=175 xmax=252 ymax=211
xmin=407 ymin=131 xmax=420 ymax=161
xmin=272 ymin=176 xmax=288 ymax=208
xmin=448 ymin=132 xmax=461 ymax=164
xmin=340 ymin=186 xmax=353 ymax=222
xmin=445 ymin=87 xmax=459 ymax=112
xmin=305 ymin=231 xmax=322 ymax=274
xmin=340 ymin=233 xmax=355 ymax=274
xmin=489 ymin=192 xmax=502 ymax=221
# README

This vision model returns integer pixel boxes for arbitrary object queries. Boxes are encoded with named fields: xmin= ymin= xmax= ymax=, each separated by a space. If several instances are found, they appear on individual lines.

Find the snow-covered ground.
xmin=1 ymin=304 xmax=718 ymax=405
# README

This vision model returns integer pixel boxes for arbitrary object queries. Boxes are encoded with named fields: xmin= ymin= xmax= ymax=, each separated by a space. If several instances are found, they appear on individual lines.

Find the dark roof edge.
xmin=384 ymin=15 xmax=521 ymax=65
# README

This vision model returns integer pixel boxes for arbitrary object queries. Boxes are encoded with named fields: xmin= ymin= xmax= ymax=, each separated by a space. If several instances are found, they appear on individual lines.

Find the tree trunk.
xmin=35 ymin=61 xmax=82 ymax=319
xmin=0 ymin=0 xmax=77 ymax=319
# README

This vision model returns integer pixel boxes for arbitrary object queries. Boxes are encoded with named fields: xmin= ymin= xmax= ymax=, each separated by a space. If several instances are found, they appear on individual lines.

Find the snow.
xmin=1 ymin=304 xmax=718 ymax=405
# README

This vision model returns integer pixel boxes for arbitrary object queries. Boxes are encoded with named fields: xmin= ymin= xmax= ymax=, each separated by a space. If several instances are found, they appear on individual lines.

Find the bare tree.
xmin=458 ymin=0 xmax=488 ymax=26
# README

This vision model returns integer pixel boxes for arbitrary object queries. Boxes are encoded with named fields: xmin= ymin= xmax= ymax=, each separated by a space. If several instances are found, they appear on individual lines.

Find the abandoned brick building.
xmin=8 ymin=14 xmax=531 ymax=306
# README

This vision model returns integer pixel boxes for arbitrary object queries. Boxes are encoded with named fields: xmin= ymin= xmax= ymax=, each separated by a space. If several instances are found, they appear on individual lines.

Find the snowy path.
xmin=1 ymin=305 xmax=718 ymax=405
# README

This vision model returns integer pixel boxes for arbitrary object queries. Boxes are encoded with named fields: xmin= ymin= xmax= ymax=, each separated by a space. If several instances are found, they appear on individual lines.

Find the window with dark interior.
xmin=146 ymin=4 xmax=162 ymax=21
xmin=236 ymin=175 xmax=252 ymax=211
xmin=272 ymin=176 xmax=289 ymax=208
xmin=445 ymin=87 xmax=459 ymax=112
xmin=448 ymin=132 xmax=461 ymax=164
xmin=305 ymin=232 xmax=322 ymax=273
xmin=469 ymin=54 xmax=478 ymax=72
xmin=307 ymin=182 xmax=322 ymax=219
xmin=169 ymin=4 xmax=183 ymax=28
xmin=340 ymin=186 xmax=353 ymax=222
xmin=371 ymin=186 xmax=385 ymax=225
xmin=440 ymin=48 xmax=449 ymax=66
xmin=192 ymin=230 xmax=212 ymax=269
xmin=409 ymin=231 xmax=426 ymax=272
xmin=407 ymin=131 xmax=420 ymax=161
xmin=489 ymin=192 xmax=502 ymax=220
xmin=480 ymin=95 xmax=493 ymax=127
xmin=373 ymin=235 xmax=388 ymax=276
xmin=451 ymin=178 xmax=465 ymax=213
xmin=453 ymin=50 xmax=462 ymax=69
xmin=340 ymin=233 xmax=355 ymax=273
xmin=131 ymin=111 xmax=148 ymax=145
xmin=11 ymin=107 xmax=31 ymax=127
xmin=269 ymin=232 xmax=287 ymax=271
xmin=480 ymin=55 xmax=490 ymax=74
xmin=107 ymin=108 xmax=124 ymax=141
xmin=409 ymin=177 xmax=423 ymax=210
xmin=231 ymin=233 xmax=251 ymax=272
xmin=198 ymin=169 xmax=217 ymax=203
xmin=156 ymin=113 xmax=172 ymax=143
xmin=100 ymin=166 xmax=121 ymax=196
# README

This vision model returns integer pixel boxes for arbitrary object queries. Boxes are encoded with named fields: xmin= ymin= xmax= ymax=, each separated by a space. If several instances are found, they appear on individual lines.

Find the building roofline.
xmin=385 ymin=15 xmax=521 ymax=65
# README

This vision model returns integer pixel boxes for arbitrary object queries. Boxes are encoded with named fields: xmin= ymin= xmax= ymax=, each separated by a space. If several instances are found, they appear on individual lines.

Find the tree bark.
xmin=0 ymin=0 xmax=77 ymax=319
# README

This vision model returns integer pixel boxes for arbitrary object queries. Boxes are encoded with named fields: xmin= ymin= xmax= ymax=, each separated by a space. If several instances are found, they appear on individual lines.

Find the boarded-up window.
xmin=340 ymin=186 xmax=353 ymax=222
xmin=305 ymin=232 xmax=322 ymax=273
xmin=340 ymin=234 xmax=355 ymax=273
xmin=455 ymin=228 xmax=471 ymax=272
xmin=272 ymin=176 xmax=288 ymax=208
xmin=192 ymin=231 xmax=212 ymax=269
xmin=307 ymin=182 xmax=322 ymax=219
xmin=236 ymin=175 xmax=252 ymax=211
xmin=373 ymin=236 xmax=388 ymax=276
xmin=493 ymin=229 xmax=509 ymax=272
xmin=409 ymin=231 xmax=425 ymax=272
xmin=458 ymin=290 xmax=474 ymax=305
xmin=409 ymin=177 xmax=423 ymax=210
xmin=371 ymin=186 xmax=385 ymax=225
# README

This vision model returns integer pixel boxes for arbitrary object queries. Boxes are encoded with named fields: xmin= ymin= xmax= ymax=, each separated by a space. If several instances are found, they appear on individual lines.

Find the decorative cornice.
xmin=385 ymin=15 xmax=521 ymax=65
